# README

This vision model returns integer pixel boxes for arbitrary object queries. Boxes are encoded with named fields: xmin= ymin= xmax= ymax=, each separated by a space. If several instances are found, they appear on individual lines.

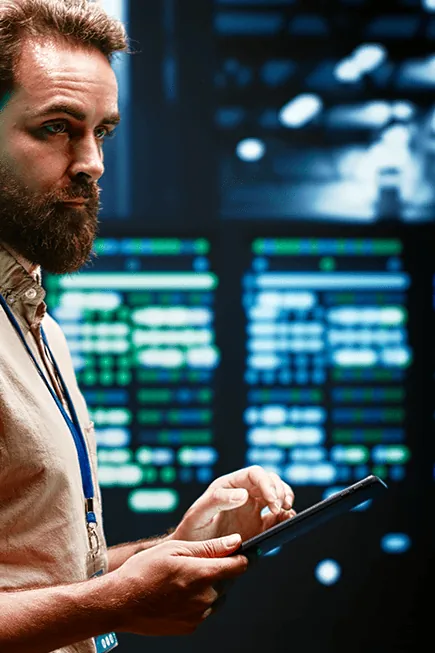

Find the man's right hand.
xmin=112 ymin=533 xmax=248 ymax=636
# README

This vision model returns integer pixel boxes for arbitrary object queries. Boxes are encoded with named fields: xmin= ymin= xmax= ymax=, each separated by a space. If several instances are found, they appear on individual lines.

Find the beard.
xmin=0 ymin=158 xmax=101 ymax=275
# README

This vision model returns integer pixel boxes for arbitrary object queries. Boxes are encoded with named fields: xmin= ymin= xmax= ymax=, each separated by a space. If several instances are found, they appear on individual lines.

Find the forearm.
xmin=0 ymin=573 xmax=117 ymax=653
xmin=107 ymin=529 xmax=175 ymax=573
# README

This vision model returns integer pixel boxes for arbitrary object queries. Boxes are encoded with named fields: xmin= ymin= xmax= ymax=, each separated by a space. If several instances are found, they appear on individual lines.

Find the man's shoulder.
xmin=43 ymin=310 xmax=65 ymax=337
xmin=42 ymin=311 xmax=71 ymax=356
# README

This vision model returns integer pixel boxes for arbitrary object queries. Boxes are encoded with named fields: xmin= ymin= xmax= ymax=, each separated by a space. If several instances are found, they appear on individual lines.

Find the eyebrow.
xmin=28 ymin=102 xmax=121 ymax=126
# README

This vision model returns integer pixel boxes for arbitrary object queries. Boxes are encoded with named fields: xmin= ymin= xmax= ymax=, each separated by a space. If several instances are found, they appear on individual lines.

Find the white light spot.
xmin=279 ymin=94 xmax=323 ymax=128
xmin=236 ymin=138 xmax=266 ymax=161
xmin=352 ymin=44 xmax=387 ymax=73
xmin=315 ymin=559 xmax=341 ymax=586
xmin=334 ymin=58 xmax=362 ymax=83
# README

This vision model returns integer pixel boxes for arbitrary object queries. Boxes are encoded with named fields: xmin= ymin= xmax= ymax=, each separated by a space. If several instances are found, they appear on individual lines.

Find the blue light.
xmin=397 ymin=56 xmax=435 ymax=89
xmin=279 ymin=94 xmax=323 ymax=128
xmin=265 ymin=546 xmax=281 ymax=557
xmin=423 ymin=0 xmax=435 ymax=11
xmin=193 ymin=257 xmax=209 ymax=272
xmin=322 ymin=486 xmax=345 ymax=500
xmin=215 ymin=107 xmax=246 ymax=128
xmin=334 ymin=58 xmax=362 ymax=83
xmin=352 ymin=44 xmax=387 ymax=73
xmin=391 ymin=101 xmax=415 ymax=120
xmin=215 ymin=11 xmax=284 ymax=36
xmin=315 ymin=559 xmax=341 ymax=586
xmin=351 ymin=498 xmax=373 ymax=511
xmin=260 ymin=59 xmax=295 ymax=87
xmin=327 ymin=102 xmax=392 ymax=129
xmin=381 ymin=533 xmax=411 ymax=554
xmin=236 ymin=138 xmax=266 ymax=161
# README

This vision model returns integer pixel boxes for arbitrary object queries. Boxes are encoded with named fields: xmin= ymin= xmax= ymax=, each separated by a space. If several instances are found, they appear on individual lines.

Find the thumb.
xmin=183 ymin=533 xmax=242 ymax=559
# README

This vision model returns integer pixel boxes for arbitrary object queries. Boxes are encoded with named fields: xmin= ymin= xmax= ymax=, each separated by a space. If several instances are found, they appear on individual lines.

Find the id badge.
xmin=91 ymin=569 xmax=118 ymax=652
xmin=94 ymin=632 xmax=118 ymax=652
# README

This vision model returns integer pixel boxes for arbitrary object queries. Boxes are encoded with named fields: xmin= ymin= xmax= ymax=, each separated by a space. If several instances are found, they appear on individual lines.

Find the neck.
xmin=0 ymin=241 xmax=40 ymax=279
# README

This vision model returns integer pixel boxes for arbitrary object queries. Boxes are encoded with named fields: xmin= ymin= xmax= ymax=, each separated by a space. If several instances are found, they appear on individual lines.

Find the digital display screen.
xmin=214 ymin=0 xmax=435 ymax=222
xmin=44 ymin=234 xmax=423 ymax=518
xmin=243 ymin=238 xmax=411 ymax=493
xmin=45 ymin=238 xmax=220 ymax=515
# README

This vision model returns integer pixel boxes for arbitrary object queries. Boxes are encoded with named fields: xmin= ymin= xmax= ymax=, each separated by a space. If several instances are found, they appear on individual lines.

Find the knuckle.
xmin=211 ymin=487 xmax=223 ymax=502
xmin=192 ymin=560 xmax=213 ymax=585
xmin=165 ymin=557 xmax=182 ymax=579
xmin=175 ymin=575 xmax=189 ymax=592
xmin=201 ymin=540 xmax=217 ymax=559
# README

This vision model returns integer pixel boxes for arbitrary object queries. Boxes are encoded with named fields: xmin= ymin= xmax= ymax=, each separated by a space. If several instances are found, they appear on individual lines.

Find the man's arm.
xmin=0 ymin=535 xmax=248 ymax=651
xmin=0 ymin=573 xmax=117 ymax=653
xmin=107 ymin=528 xmax=175 ymax=572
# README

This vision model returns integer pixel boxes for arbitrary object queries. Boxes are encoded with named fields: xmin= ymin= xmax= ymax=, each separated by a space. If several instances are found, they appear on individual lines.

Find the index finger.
xmin=223 ymin=465 xmax=279 ymax=505
xmin=236 ymin=465 xmax=283 ymax=514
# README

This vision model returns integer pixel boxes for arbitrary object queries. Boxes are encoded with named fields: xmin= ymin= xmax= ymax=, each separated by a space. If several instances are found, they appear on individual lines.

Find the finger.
xmin=198 ymin=487 xmax=249 ymax=524
xmin=171 ymin=533 xmax=242 ymax=559
xmin=265 ymin=472 xmax=295 ymax=511
xmin=244 ymin=465 xmax=283 ymax=515
xmin=177 ymin=488 xmax=249 ymax=534
xmin=213 ymin=487 xmax=249 ymax=509
xmin=267 ymin=471 xmax=287 ymax=508
xmin=203 ymin=585 xmax=220 ymax=605
xmin=210 ymin=466 xmax=285 ymax=515
xmin=209 ymin=593 xmax=227 ymax=616
xmin=211 ymin=466 xmax=274 ymax=502
xmin=205 ymin=554 xmax=249 ymax=585
xmin=213 ymin=576 xmax=236 ymax=597
xmin=261 ymin=508 xmax=296 ymax=532
xmin=202 ymin=607 xmax=213 ymax=621
xmin=281 ymin=481 xmax=295 ymax=510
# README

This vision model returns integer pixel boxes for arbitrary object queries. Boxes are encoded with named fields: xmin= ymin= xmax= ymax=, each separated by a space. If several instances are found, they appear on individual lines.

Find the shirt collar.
xmin=0 ymin=242 xmax=47 ymax=330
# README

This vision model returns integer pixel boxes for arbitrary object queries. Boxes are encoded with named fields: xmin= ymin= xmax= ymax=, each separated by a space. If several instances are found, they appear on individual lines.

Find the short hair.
xmin=0 ymin=0 xmax=139 ymax=111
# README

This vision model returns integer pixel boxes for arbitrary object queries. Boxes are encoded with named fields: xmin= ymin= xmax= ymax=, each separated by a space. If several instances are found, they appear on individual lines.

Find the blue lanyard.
xmin=0 ymin=292 xmax=97 ymax=529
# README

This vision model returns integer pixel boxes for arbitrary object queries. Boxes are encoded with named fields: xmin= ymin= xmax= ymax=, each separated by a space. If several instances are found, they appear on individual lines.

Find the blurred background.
xmin=44 ymin=1 xmax=435 ymax=651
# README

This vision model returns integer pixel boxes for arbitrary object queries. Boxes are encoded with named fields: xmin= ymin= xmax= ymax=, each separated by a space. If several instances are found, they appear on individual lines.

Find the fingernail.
xmin=231 ymin=490 xmax=246 ymax=502
xmin=285 ymin=495 xmax=293 ymax=508
xmin=225 ymin=534 xmax=241 ymax=547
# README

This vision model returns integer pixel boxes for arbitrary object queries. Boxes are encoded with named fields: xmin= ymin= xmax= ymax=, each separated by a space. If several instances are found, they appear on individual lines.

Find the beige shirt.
xmin=0 ymin=243 xmax=109 ymax=653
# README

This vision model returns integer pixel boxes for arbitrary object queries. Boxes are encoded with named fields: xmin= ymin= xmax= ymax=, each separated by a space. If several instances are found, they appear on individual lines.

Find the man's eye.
xmin=42 ymin=122 xmax=115 ymax=140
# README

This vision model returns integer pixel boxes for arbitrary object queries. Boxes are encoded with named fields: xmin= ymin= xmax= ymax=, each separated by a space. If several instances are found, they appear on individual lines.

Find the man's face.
xmin=0 ymin=37 xmax=120 ymax=274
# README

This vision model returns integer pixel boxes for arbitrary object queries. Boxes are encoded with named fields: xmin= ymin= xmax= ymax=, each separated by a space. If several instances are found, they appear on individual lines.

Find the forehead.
xmin=14 ymin=37 xmax=119 ymax=120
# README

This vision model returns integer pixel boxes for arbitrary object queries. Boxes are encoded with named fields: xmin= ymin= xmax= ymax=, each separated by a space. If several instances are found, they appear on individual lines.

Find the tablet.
xmin=233 ymin=475 xmax=388 ymax=562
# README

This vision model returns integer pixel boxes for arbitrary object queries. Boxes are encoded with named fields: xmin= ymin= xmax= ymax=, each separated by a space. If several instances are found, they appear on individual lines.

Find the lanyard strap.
xmin=0 ymin=292 xmax=97 ymax=527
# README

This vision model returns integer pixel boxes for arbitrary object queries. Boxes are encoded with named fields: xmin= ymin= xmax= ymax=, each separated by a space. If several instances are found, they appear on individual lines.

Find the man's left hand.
xmin=171 ymin=465 xmax=296 ymax=543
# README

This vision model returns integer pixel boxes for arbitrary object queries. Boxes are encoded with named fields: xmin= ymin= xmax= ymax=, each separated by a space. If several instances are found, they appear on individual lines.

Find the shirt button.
xmin=25 ymin=288 xmax=37 ymax=300
xmin=7 ymin=296 xmax=15 ymax=305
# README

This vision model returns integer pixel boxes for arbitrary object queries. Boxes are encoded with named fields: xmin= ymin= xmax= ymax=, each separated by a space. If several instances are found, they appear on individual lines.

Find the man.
xmin=0 ymin=27 xmax=295 ymax=653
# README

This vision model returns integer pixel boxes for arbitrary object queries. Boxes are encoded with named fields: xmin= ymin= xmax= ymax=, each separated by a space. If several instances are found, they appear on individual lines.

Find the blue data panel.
xmin=214 ymin=0 xmax=435 ymax=222
xmin=44 ymin=238 xmax=220 ymax=513
xmin=243 ymin=238 xmax=411 ymax=488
